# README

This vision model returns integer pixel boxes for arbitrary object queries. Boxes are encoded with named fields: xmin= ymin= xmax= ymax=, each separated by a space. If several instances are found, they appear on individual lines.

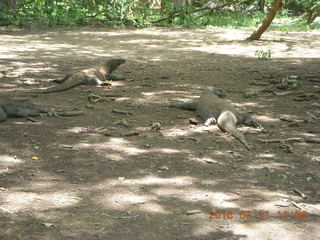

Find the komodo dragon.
xmin=170 ymin=87 xmax=261 ymax=149
xmin=31 ymin=58 xmax=126 ymax=94
xmin=0 ymin=97 xmax=53 ymax=122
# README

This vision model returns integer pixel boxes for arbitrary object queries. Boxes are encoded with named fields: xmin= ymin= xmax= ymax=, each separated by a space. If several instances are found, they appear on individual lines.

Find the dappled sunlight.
xmin=189 ymin=155 xmax=226 ymax=164
xmin=255 ymin=115 xmax=281 ymax=123
xmin=95 ymin=175 xmax=195 ymax=213
xmin=0 ymin=155 xmax=23 ymax=173
xmin=136 ymin=90 xmax=199 ymax=105
xmin=142 ymin=90 xmax=188 ymax=96
xmin=1 ymin=27 xmax=319 ymax=239
xmin=192 ymin=217 xmax=318 ymax=239
xmin=163 ymin=128 xmax=190 ymax=137
xmin=158 ymin=148 xmax=181 ymax=153
xmin=10 ymin=120 xmax=45 ymax=125
xmin=230 ymin=222 xmax=294 ymax=239
xmin=0 ymin=155 xmax=23 ymax=165
xmin=27 ymin=180 xmax=63 ymax=191
xmin=245 ymin=159 xmax=289 ymax=170
xmin=100 ymin=192 xmax=154 ymax=207
xmin=138 ymin=202 xmax=169 ymax=214
xmin=255 ymin=152 xmax=276 ymax=159
xmin=74 ymin=137 xmax=188 ymax=157
xmin=99 ymin=190 xmax=170 ymax=214
xmin=94 ymin=174 xmax=237 ymax=209
xmin=97 ymin=175 xmax=194 ymax=187
xmin=1 ymin=190 xmax=80 ymax=213
xmin=77 ymin=137 xmax=147 ymax=156
xmin=162 ymin=125 xmax=219 ymax=139
xmin=154 ymin=188 xmax=238 ymax=208
xmin=237 ymin=102 xmax=260 ymax=107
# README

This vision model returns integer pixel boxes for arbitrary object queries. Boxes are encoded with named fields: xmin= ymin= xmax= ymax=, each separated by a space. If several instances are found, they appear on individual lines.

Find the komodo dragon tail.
xmin=169 ymin=102 xmax=198 ymax=111
xmin=217 ymin=110 xmax=250 ymax=150
xmin=32 ymin=75 xmax=83 ymax=94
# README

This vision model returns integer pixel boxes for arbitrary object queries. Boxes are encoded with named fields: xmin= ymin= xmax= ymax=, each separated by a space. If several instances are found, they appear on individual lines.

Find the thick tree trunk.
xmin=306 ymin=8 xmax=319 ymax=25
xmin=258 ymin=0 xmax=265 ymax=12
xmin=0 ymin=0 xmax=16 ymax=8
xmin=247 ymin=0 xmax=283 ymax=41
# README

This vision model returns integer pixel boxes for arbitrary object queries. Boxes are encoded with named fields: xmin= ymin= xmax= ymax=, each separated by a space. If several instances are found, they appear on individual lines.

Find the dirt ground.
xmin=0 ymin=27 xmax=319 ymax=240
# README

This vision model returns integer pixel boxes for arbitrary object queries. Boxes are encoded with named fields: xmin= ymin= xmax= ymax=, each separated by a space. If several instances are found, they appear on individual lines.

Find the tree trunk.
xmin=306 ymin=6 xmax=319 ymax=25
xmin=307 ymin=12 xmax=319 ymax=24
xmin=247 ymin=0 xmax=283 ymax=41
xmin=0 ymin=0 xmax=16 ymax=8
xmin=258 ymin=0 xmax=265 ymax=12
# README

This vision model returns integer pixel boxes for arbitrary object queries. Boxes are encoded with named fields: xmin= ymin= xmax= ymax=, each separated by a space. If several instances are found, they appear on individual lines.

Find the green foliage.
xmin=202 ymin=11 xmax=266 ymax=28
xmin=255 ymin=49 xmax=272 ymax=60
xmin=0 ymin=0 xmax=318 ymax=29
xmin=0 ymin=0 xmax=137 ymax=27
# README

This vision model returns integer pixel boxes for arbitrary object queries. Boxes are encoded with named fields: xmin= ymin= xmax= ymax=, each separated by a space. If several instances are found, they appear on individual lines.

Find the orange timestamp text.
xmin=209 ymin=209 xmax=309 ymax=220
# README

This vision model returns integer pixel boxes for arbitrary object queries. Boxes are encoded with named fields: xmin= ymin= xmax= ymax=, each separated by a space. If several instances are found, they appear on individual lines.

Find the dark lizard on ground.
xmin=0 ymin=97 xmax=53 ymax=122
xmin=170 ymin=87 xmax=261 ymax=149
xmin=31 ymin=58 xmax=126 ymax=94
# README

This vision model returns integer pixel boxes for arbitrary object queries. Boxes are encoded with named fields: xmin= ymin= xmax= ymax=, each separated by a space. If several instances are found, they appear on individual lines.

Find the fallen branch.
xmin=306 ymin=111 xmax=320 ymax=121
xmin=293 ymin=188 xmax=307 ymax=199
xmin=101 ymin=212 xmax=140 ymax=219
xmin=257 ymin=138 xmax=304 ymax=143
xmin=306 ymin=138 xmax=320 ymax=144
xmin=112 ymin=109 xmax=132 ymax=116
xmin=258 ymin=137 xmax=320 ymax=144
xmin=57 ymin=111 xmax=85 ymax=117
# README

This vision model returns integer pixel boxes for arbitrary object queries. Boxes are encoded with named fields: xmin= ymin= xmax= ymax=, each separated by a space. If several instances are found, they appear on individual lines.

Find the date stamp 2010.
xmin=209 ymin=209 xmax=309 ymax=220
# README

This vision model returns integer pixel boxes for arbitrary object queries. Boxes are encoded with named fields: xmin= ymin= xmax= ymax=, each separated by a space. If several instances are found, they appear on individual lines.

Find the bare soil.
xmin=0 ymin=27 xmax=320 ymax=240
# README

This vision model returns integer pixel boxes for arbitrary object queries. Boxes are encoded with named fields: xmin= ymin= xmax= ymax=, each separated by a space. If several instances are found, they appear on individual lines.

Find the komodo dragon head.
xmin=104 ymin=58 xmax=126 ymax=74
xmin=206 ymin=86 xmax=227 ymax=98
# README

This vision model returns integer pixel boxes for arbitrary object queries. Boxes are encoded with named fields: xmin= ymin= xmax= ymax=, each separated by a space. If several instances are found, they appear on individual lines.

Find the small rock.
xmin=141 ymin=83 xmax=153 ymax=87
xmin=203 ymin=158 xmax=217 ymax=164
xmin=107 ymin=126 xmax=118 ymax=130
xmin=114 ymin=120 xmax=130 ymax=128
xmin=188 ymin=118 xmax=198 ymax=125
xmin=150 ymin=121 xmax=161 ymax=131
xmin=112 ymin=109 xmax=132 ymax=115
xmin=103 ymin=132 xmax=113 ymax=136
xmin=123 ymin=131 xmax=139 ymax=137
xmin=23 ymin=80 xmax=40 ymax=86
xmin=26 ymin=117 xmax=37 ymax=122
xmin=186 ymin=210 xmax=201 ymax=215
xmin=244 ymin=91 xmax=259 ymax=98
xmin=159 ymin=165 xmax=169 ymax=171
xmin=85 ymin=104 xmax=94 ymax=109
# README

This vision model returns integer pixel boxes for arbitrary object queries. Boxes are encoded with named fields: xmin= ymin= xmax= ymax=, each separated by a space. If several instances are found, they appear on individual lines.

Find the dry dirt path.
xmin=0 ymin=27 xmax=320 ymax=240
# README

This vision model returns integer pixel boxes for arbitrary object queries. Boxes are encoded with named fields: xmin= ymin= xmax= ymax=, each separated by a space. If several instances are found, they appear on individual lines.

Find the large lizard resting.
xmin=0 ymin=97 xmax=85 ymax=122
xmin=170 ymin=87 xmax=261 ymax=149
xmin=32 ymin=58 xmax=126 ymax=94
xmin=0 ymin=97 xmax=53 ymax=122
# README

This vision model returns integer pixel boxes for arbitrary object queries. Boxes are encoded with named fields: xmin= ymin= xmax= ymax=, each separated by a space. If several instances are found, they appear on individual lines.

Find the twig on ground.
xmin=101 ymin=212 xmax=140 ymax=219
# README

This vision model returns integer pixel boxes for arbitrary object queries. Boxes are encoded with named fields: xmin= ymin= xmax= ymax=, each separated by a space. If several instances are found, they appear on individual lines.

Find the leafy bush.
xmin=0 ymin=0 xmax=319 ymax=29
